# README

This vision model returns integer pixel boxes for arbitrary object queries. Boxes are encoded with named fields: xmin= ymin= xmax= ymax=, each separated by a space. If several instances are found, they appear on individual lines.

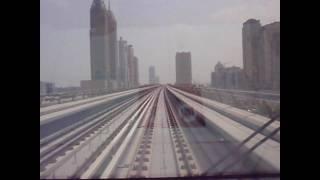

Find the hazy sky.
xmin=40 ymin=0 xmax=280 ymax=87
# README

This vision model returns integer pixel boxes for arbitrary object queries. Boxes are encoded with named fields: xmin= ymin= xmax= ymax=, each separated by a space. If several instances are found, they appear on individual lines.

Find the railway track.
xmin=40 ymin=85 xmax=280 ymax=179
xmin=40 ymin=87 xmax=156 ymax=138
xmin=126 ymin=88 xmax=160 ymax=178
xmin=40 ymin=89 xmax=155 ymax=178
xmin=40 ymin=86 xmax=156 ymax=116
xmin=40 ymin=88 xmax=153 ymax=146
xmin=164 ymin=88 xmax=201 ymax=177
xmin=87 ymin=89 xmax=161 ymax=179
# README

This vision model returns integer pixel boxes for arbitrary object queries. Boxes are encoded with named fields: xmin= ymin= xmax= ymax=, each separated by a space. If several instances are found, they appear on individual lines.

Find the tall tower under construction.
xmin=89 ymin=0 xmax=118 ymax=89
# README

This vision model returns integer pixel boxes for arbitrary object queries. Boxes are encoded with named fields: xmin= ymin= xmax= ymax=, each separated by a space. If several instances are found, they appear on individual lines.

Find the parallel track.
xmin=40 ymin=90 xmax=155 ymax=178
xmin=40 ymin=85 xmax=280 ymax=179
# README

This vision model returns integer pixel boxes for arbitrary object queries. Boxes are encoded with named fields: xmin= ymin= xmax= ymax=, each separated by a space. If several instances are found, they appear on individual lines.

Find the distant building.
xmin=262 ymin=22 xmax=280 ymax=90
xmin=118 ymin=37 xmax=128 ymax=89
xmin=127 ymin=45 xmax=135 ymax=88
xmin=242 ymin=19 xmax=263 ymax=89
xmin=87 ymin=0 xmax=118 ymax=91
xmin=224 ymin=66 xmax=245 ymax=89
xmin=212 ymin=62 xmax=226 ymax=88
xmin=40 ymin=81 xmax=55 ymax=96
xmin=149 ymin=66 xmax=160 ymax=84
xmin=149 ymin=66 xmax=159 ymax=84
xmin=149 ymin=66 xmax=155 ymax=84
xmin=175 ymin=52 xmax=192 ymax=85
xmin=80 ymin=80 xmax=109 ymax=92
xmin=211 ymin=62 xmax=246 ymax=89
xmin=126 ymin=46 xmax=139 ymax=88
xmin=132 ymin=56 xmax=139 ymax=87
xmin=211 ymin=72 xmax=216 ymax=87
xmin=55 ymin=86 xmax=81 ymax=94
xmin=155 ymin=76 xmax=160 ymax=84
xmin=242 ymin=19 xmax=280 ymax=90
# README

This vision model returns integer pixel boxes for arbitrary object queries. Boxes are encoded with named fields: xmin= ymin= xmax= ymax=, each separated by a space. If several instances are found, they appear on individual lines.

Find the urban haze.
xmin=40 ymin=0 xmax=280 ymax=178
xmin=40 ymin=0 xmax=280 ymax=87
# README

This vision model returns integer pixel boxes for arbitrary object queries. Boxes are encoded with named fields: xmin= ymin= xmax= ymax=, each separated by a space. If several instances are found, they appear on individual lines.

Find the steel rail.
xmin=164 ymin=88 xmax=201 ymax=177
xmin=99 ymin=90 xmax=160 ymax=178
xmin=126 ymin=88 xmax=161 ymax=178
xmin=40 ymin=86 xmax=156 ymax=116
xmin=40 ymin=91 xmax=154 ymax=179
xmin=40 ymin=92 xmax=144 ymax=168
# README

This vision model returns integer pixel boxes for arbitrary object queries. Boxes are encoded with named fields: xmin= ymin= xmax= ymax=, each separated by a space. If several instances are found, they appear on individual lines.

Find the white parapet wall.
xmin=168 ymin=86 xmax=280 ymax=171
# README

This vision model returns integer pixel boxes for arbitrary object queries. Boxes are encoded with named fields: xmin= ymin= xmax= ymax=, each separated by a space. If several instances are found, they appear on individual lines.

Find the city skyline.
xmin=40 ymin=2 xmax=280 ymax=177
xmin=210 ymin=19 xmax=280 ymax=91
xmin=40 ymin=0 xmax=280 ymax=87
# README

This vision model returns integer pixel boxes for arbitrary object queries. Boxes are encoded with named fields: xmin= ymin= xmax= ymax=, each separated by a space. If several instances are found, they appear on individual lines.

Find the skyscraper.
xmin=89 ymin=0 xmax=118 ymax=90
xmin=132 ymin=56 xmax=139 ymax=87
xmin=149 ymin=66 xmax=156 ymax=84
xmin=105 ymin=1 xmax=118 ymax=82
xmin=127 ymin=45 xmax=134 ymax=88
xmin=242 ymin=19 xmax=263 ymax=90
xmin=175 ymin=52 xmax=192 ymax=85
xmin=242 ymin=19 xmax=280 ymax=90
xmin=262 ymin=22 xmax=280 ymax=90
xmin=118 ymin=37 xmax=128 ymax=89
